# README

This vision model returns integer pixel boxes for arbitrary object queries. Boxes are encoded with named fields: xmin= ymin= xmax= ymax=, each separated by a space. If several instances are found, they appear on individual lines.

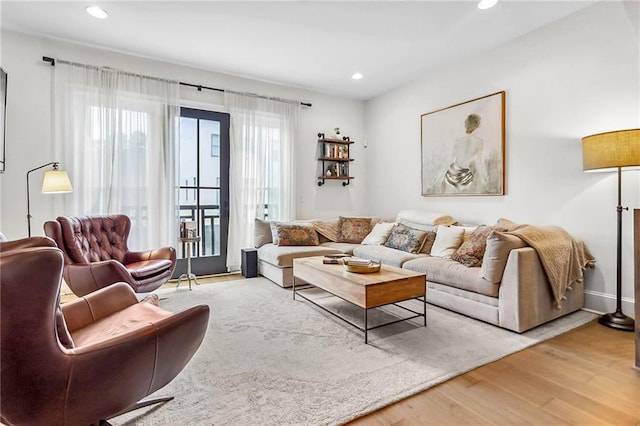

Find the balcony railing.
xmin=178 ymin=203 xmax=269 ymax=259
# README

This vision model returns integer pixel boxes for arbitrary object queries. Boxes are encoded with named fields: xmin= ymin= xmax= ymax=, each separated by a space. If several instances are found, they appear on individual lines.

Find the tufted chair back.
xmin=44 ymin=214 xmax=177 ymax=296
xmin=57 ymin=215 xmax=130 ymax=264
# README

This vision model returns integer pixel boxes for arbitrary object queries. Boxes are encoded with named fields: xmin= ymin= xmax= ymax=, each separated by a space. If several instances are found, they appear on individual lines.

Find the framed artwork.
xmin=0 ymin=68 xmax=6 ymax=173
xmin=421 ymin=91 xmax=505 ymax=196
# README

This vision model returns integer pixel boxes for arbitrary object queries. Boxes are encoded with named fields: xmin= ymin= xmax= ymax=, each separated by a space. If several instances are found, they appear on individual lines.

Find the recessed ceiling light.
xmin=352 ymin=72 xmax=364 ymax=80
xmin=86 ymin=6 xmax=109 ymax=19
xmin=477 ymin=0 xmax=498 ymax=9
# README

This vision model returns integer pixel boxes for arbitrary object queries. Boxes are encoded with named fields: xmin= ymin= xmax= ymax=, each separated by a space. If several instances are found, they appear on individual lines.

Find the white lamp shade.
xmin=42 ymin=170 xmax=73 ymax=193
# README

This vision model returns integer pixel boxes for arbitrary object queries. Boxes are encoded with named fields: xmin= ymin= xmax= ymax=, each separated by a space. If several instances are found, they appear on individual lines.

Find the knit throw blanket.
xmin=507 ymin=225 xmax=596 ymax=308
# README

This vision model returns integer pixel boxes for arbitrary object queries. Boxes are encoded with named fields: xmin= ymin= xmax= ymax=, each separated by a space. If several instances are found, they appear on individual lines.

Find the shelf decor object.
xmin=582 ymin=128 xmax=640 ymax=332
xmin=317 ymin=132 xmax=354 ymax=187
xmin=26 ymin=162 xmax=73 ymax=236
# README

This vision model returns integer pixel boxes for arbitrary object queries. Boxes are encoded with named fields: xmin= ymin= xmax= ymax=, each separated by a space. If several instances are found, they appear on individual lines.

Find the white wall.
xmin=364 ymin=1 xmax=640 ymax=314
xmin=0 ymin=30 xmax=367 ymax=240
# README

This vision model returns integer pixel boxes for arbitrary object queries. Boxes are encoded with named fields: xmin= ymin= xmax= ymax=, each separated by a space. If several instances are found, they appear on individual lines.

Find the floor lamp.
xmin=582 ymin=129 xmax=640 ymax=332
xmin=26 ymin=162 xmax=73 ymax=237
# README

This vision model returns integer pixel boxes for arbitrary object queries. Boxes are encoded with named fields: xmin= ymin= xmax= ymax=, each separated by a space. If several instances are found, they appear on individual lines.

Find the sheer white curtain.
xmin=53 ymin=62 xmax=180 ymax=249
xmin=225 ymin=92 xmax=298 ymax=271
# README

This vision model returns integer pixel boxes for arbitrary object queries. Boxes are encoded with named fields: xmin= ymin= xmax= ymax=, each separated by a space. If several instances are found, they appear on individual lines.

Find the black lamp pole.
xmin=598 ymin=166 xmax=635 ymax=331
xmin=26 ymin=162 xmax=58 ymax=237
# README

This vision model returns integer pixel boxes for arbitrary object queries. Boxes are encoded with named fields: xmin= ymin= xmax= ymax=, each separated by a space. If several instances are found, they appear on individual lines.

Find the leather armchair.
xmin=0 ymin=244 xmax=210 ymax=426
xmin=44 ymin=214 xmax=177 ymax=296
xmin=0 ymin=235 xmax=57 ymax=251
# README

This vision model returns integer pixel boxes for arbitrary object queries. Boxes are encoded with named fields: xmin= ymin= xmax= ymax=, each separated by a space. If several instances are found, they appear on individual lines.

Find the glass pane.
xmin=199 ymin=119 xmax=221 ymax=188
xmin=199 ymin=189 xmax=220 ymax=256
xmin=179 ymin=117 xmax=198 ymax=199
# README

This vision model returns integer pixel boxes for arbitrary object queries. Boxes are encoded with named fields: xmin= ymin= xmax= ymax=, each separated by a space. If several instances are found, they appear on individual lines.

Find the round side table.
xmin=177 ymin=236 xmax=200 ymax=291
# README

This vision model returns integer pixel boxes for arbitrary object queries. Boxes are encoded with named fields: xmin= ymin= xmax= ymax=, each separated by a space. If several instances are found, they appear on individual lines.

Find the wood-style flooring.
xmin=349 ymin=319 xmax=640 ymax=425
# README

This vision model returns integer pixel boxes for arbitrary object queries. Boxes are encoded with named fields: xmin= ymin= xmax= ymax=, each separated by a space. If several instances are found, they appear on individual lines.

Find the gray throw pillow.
xmin=254 ymin=218 xmax=272 ymax=248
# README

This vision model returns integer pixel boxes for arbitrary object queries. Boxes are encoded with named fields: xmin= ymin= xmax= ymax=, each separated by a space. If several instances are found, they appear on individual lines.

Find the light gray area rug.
xmin=114 ymin=277 xmax=596 ymax=426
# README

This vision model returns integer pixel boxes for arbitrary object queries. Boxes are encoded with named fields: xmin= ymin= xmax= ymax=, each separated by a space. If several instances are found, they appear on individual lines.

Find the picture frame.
xmin=0 ymin=68 xmax=6 ymax=173
xmin=420 ymin=91 xmax=505 ymax=196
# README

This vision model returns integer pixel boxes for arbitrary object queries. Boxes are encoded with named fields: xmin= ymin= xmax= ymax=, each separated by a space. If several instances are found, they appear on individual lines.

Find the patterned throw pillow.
xmin=383 ymin=224 xmax=428 ymax=254
xmin=336 ymin=216 xmax=374 ymax=243
xmin=451 ymin=225 xmax=493 ymax=267
xmin=270 ymin=222 xmax=319 ymax=246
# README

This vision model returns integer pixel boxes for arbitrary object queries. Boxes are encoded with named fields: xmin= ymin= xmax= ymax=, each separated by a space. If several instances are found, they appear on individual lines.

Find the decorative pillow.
xmin=336 ymin=216 xmax=374 ymax=243
xmin=480 ymin=231 xmax=527 ymax=283
xmin=419 ymin=230 xmax=437 ymax=254
xmin=361 ymin=222 xmax=395 ymax=245
xmin=451 ymin=225 xmax=493 ymax=267
xmin=312 ymin=219 xmax=339 ymax=242
xmin=430 ymin=225 xmax=465 ymax=258
xmin=270 ymin=222 xmax=319 ymax=246
xmin=383 ymin=224 xmax=428 ymax=254
xmin=254 ymin=218 xmax=272 ymax=248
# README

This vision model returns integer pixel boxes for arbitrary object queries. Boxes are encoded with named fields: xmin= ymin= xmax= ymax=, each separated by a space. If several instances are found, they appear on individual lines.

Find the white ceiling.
xmin=1 ymin=1 xmax=597 ymax=100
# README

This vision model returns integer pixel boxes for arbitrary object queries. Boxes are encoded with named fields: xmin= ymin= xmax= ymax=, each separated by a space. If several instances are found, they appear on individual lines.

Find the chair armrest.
xmin=63 ymin=260 xmax=135 ymax=297
xmin=125 ymin=246 xmax=176 ymax=264
xmin=67 ymin=305 xmax=210 ymax=401
xmin=0 ymin=236 xmax=57 ymax=252
xmin=62 ymin=282 xmax=139 ymax=332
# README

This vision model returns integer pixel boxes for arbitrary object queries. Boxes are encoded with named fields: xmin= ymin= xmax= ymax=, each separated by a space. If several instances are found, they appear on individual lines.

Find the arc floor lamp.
xmin=26 ymin=162 xmax=73 ymax=236
xmin=582 ymin=128 xmax=640 ymax=331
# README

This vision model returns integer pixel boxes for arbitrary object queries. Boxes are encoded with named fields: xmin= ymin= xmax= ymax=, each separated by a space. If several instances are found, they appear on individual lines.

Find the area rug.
xmin=113 ymin=277 xmax=596 ymax=426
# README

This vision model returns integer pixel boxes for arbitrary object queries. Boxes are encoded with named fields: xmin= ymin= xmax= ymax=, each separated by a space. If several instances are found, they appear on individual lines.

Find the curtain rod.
xmin=42 ymin=56 xmax=312 ymax=108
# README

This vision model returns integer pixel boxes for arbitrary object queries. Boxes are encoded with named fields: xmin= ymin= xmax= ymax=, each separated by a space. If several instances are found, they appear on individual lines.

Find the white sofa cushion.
xmin=352 ymin=245 xmax=425 ymax=268
xmin=402 ymin=257 xmax=500 ymax=298
xmin=258 ymin=244 xmax=342 ymax=268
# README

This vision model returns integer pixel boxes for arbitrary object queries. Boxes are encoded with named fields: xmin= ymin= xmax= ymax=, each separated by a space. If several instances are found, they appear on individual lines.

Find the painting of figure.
xmin=421 ymin=91 xmax=505 ymax=196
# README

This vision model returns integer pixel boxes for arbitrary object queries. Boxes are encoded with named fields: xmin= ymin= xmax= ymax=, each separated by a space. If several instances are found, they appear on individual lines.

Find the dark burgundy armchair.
xmin=44 ymin=214 xmax=177 ymax=296
xmin=0 ymin=242 xmax=209 ymax=426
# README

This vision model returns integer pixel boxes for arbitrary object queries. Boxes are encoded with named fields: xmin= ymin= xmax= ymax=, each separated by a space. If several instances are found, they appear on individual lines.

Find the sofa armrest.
xmin=63 ymin=260 xmax=134 ymax=297
xmin=497 ymin=247 xmax=584 ymax=332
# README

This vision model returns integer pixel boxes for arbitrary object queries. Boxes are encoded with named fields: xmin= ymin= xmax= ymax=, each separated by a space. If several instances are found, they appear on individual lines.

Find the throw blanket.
xmin=507 ymin=225 xmax=595 ymax=308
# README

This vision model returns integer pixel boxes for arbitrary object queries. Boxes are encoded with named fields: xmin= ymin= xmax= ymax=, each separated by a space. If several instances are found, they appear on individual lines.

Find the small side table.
xmin=177 ymin=236 xmax=200 ymax=291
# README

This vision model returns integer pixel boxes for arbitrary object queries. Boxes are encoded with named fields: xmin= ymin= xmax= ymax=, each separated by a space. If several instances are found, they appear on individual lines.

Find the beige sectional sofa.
xmin=255 ymin=211 xmax=590 ymax=333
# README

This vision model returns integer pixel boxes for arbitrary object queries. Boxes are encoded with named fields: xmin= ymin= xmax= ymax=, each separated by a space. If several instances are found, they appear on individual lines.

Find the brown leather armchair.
xmin=44 ymin=214 xmax=177 ymax=296
xmin=0 ymin=243 xmax=210 ymax=426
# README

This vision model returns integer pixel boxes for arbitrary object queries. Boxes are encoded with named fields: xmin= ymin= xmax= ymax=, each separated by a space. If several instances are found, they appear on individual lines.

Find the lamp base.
xmin=598 ymin=310 xmax=635 ymax=332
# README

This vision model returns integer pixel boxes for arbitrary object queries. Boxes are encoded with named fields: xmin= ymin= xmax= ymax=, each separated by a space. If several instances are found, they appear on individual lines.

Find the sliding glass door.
xmin=174 ymin=107 xmax=230 ymax=276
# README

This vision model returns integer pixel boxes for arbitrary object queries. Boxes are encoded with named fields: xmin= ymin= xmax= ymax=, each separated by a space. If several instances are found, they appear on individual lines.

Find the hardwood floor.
xmin=348 ymin=320 xmax=640 ymax=426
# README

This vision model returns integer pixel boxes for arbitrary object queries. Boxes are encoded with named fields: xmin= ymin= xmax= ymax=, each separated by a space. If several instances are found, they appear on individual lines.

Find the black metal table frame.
xmin=293 ymin=276 xmax=426 ymax=344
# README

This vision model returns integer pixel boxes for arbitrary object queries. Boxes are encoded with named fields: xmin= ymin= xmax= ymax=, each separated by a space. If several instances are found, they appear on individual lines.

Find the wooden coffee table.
xmin=293 ymin=256 xmax=426 ymax=343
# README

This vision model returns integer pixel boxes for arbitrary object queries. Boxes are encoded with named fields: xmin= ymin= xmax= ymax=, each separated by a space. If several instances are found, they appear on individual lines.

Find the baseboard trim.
xmin=584 ymin=289 xmax=635 ymax=304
